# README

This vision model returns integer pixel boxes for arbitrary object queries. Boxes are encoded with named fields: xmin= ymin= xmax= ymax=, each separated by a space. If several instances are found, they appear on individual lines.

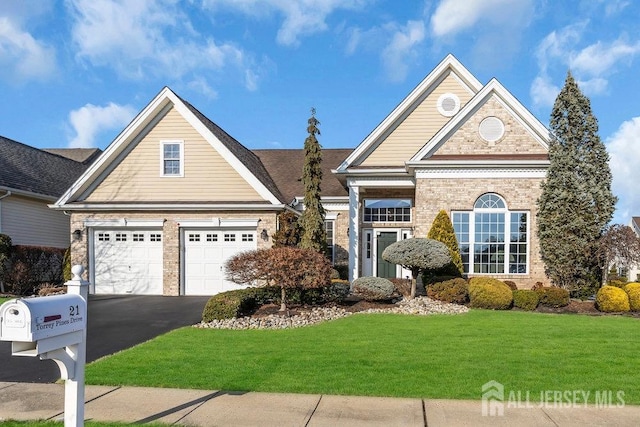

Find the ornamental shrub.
xmin=323 ymin=281 xmax=351 ymax=303
xmin=389 ymin=278 xmax=412 ymax=298
xmin=512 ymin=289 xmax=539 ymax=311
xmin=468 ymin=277 xmax=513 ymax=310
xmin=352 ymin=276 xmax=395 ymax=301
xmin=202 ymin=289 xmax=257 ymax=321
xmin=624 ymin=282 xmax=640 ymax=311
xmin=536 ymin=286 xmax=570 ymax=308
xmin=427 ymin=278 xmax=469 ymax=305
xmin=381 ymin=237 xmax=451 ymax=298
xmin=225 ymin=246 xmax=332 ymax=311
xmin=596 ymin=285 xmax=630 ymax=313
xmin=503 ymin=280 xmax=517 ymax=290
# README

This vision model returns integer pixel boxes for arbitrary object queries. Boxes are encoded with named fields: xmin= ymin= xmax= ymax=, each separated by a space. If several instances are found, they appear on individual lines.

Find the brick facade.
xmin=414 ymin=177 xmax=547 ymax=288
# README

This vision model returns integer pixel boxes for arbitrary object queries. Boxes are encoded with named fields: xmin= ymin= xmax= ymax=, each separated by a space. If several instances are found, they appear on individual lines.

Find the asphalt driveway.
xmin=0 ymin=295 xmax=210 ymax=383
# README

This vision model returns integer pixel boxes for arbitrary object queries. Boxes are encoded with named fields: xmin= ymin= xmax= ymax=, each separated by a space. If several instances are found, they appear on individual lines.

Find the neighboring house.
xmin=54 ymin=54 xmax=551 ymax=295
xmin=0 ymin=135 xmax=99 ymax=249
xmin=628 ymin=217 xmax=640 ymax=282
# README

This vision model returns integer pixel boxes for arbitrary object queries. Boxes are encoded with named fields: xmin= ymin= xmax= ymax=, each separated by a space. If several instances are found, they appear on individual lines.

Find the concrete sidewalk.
xmin=1 ymin=382 xmax=639 ymax=426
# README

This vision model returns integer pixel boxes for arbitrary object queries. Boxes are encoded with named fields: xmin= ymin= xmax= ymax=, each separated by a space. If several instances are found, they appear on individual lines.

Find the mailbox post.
xmin=0 ymin=265 xmax=89 ymax=427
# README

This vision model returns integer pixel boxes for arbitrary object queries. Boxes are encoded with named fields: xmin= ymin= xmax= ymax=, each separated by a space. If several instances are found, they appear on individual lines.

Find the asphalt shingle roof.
xmin=0 ymin=135 xmax=92 ymax=198
xmin=253 ymin=149 xmax=350 ymax=203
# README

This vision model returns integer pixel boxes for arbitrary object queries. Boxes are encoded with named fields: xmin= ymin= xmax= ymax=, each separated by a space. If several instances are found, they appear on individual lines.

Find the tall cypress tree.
xmin=299 ymin=108 xmax=327 ymax=253
xmin=428 ymin=210 xmax=464 ymax=276
xmin=537 ymin=72 xmax=616 ymax=290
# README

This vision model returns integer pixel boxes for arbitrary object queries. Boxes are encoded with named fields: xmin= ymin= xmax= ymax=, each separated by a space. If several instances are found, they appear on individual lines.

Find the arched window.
xmin=452 ymin=193 xmax=529 ymax=275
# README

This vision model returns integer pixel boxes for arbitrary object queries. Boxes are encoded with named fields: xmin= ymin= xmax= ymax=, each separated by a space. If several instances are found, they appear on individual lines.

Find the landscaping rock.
xmin=195 ymin=297 xmax=468 ymax=330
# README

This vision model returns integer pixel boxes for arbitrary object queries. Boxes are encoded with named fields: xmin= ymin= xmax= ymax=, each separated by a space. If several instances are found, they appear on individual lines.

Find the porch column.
xmin=348 ymin=184 xmax=359 ymax=283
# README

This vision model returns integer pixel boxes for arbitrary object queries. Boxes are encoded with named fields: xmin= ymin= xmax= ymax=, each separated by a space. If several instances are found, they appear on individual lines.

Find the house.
xmin=53 ymin=54 xmax=550 ymax=295
xmin=0 ymin=135 xmax=99 ymax=249
xmin=628 ymin=217 xmax=640 ymax=282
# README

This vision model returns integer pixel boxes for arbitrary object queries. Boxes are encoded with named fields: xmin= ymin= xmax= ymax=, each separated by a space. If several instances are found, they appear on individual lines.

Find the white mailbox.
xmin=0 ymin=294 xmax=86 ymax=356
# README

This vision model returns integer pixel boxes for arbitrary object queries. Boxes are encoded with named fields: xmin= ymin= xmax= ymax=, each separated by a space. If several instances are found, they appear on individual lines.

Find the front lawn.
xmin=86 ymin=310 xmax=639 ymax=403
xmin=0 ymin=296 xmax=12 ymax=304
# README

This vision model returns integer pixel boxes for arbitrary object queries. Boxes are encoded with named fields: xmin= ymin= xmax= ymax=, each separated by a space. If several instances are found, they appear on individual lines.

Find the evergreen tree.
xmin=428 ymin=210 xmax=464 ymax=276
xmin=537 ymin=72 xmax=616 ymax=290
xmin=272 ymin=211 xmax=302 ymax=247
xmin=299 ymin=108 xmax=327 ymax=253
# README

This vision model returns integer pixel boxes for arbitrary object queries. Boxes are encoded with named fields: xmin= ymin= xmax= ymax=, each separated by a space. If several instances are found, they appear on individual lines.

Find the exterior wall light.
xmin=261 ymin=229 xmax=269 ymax=241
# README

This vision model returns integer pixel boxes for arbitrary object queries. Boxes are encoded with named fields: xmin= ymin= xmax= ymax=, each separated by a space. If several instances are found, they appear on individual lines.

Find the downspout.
xmin=0 ymin=191 xmax=10 ymax=293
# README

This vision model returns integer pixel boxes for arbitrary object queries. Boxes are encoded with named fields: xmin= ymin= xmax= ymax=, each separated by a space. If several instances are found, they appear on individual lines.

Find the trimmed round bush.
xmin=352 ymin=276 xmax=395 ymax=301
xmin=624 ymin=282 xmax=640 ymax=312
xmin=202 ymin=289 xmax=257 ymax=321
xmin=427 ymin=278 xmax=469 ymax=305
xmin=512 ymin=289 xmax=539 ymax=311
xmin=596 ymin=285 xmax=630 ymax=313
xmin=536 ymin=286 xmax=570 ymax=308
xmin=468 ymin=277 xmax=513 ymax=310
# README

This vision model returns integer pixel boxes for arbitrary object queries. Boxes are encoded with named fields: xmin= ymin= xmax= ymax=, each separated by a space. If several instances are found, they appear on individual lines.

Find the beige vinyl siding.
xmin=361 ymin=71 xmax=475 ymax=167
xmin=0 ymin=195 xmax=70 ymax=248
xmin=86 ymin=106 xmax=264 ymax=202
xmin=434 ymin=96 xmax=549 ymax=156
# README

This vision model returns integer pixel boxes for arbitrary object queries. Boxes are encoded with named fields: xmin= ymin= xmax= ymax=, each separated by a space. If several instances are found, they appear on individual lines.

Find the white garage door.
xmin=184 ymin=229 xmax=256 ymax=295
xmin=93 ymin=229 xmax=163 ymax=295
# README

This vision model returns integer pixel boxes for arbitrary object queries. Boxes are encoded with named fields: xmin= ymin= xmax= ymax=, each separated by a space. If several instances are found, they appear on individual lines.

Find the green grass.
xmin=0 ymin=296 xmax=12 ymax=304
xmin=86 ymin=310 xmax=640 ymax=403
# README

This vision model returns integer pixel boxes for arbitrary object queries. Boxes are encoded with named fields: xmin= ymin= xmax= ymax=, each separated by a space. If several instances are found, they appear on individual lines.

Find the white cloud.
xmin=531 ymin=22 xmax=640 ymax=108
xmin=67 ymin=102 xmax=137 ymax=148
xmin=569 ymin=39 xmax=640 ymax=77
xmin=381 ymin=20 xmax=426 ymax=82
xmin=530 ymin=75 xmax=560 ymax=109
xmin=203 ymin=0 xmax=369 ymax=47
xmin=430 ymin=0 xmax=533 ymax=37
xmin=0 ymin=16 xmax=56 ymax=83
xmin=607 ymin=117 xmax=640 ymax=224
xmin=67 ymin=0 xmax=262 ymax=89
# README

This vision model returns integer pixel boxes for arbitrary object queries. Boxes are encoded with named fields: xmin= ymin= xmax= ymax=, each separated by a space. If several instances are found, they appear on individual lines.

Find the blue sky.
xmin=0 ymin=0 xmax=638 ymax=223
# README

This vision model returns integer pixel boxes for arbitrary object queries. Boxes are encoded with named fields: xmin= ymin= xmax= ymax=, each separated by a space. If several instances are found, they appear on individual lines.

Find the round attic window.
xmin=437 ymin=93 xmax=460 ymax=117
xmin=479 ymin=116 xmax=505 ymax=143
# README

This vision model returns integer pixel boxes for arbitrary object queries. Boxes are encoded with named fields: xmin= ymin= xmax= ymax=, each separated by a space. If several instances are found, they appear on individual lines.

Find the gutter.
xmin=0 ymin=190 xmax=11 ymax=201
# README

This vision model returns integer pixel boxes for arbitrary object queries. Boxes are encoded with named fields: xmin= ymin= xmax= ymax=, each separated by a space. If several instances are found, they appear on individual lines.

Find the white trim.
xmin=83 ymin=219 xmax=165 ymax=227
xmin=347 ymin=176 xmax=415 ymax=188
xmin=325 ymin=213 xmax=339 ymax=220
xmin=337 ymin=54 xmax=482 ymax=172
xmin=53 ymin=203 xmax=287 ymax=211
xmin=160 ymin=140 xmax=184 ymax=177
xmin=437 ymin=93 xmax=460 ymax=117
xmin=177 ymin=218 xmax=260 ymax=228
xmin=348 ymin=186 xmax=360 ymax=283
xmin=411 ymin=79 xmax=550 ymax=162
xmin=324 ymin=203 xmax=349 ymax=212
xmin=415 ymin=168 xmax=547 ymax=179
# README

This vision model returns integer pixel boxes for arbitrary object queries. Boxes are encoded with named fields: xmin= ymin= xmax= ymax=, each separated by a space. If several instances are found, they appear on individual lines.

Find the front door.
xmin=376 ymin=232 xmax=397 ymax=278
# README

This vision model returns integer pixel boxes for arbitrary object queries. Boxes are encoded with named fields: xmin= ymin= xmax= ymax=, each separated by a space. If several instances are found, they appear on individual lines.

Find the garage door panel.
xmin=93 ymin=230 xmax=163 ymax=295
xmin=184 ymin=229 xmax=256 ymax=296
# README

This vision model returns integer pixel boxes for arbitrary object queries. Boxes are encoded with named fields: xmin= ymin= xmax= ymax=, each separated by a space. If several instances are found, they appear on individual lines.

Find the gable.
xmin=359 ymin=70 xmax=476 ymax=167
xmin=427 ymin=94 xmax=549 ymax=159
xmin=84 ymin=106 xmax=264 ymax=203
